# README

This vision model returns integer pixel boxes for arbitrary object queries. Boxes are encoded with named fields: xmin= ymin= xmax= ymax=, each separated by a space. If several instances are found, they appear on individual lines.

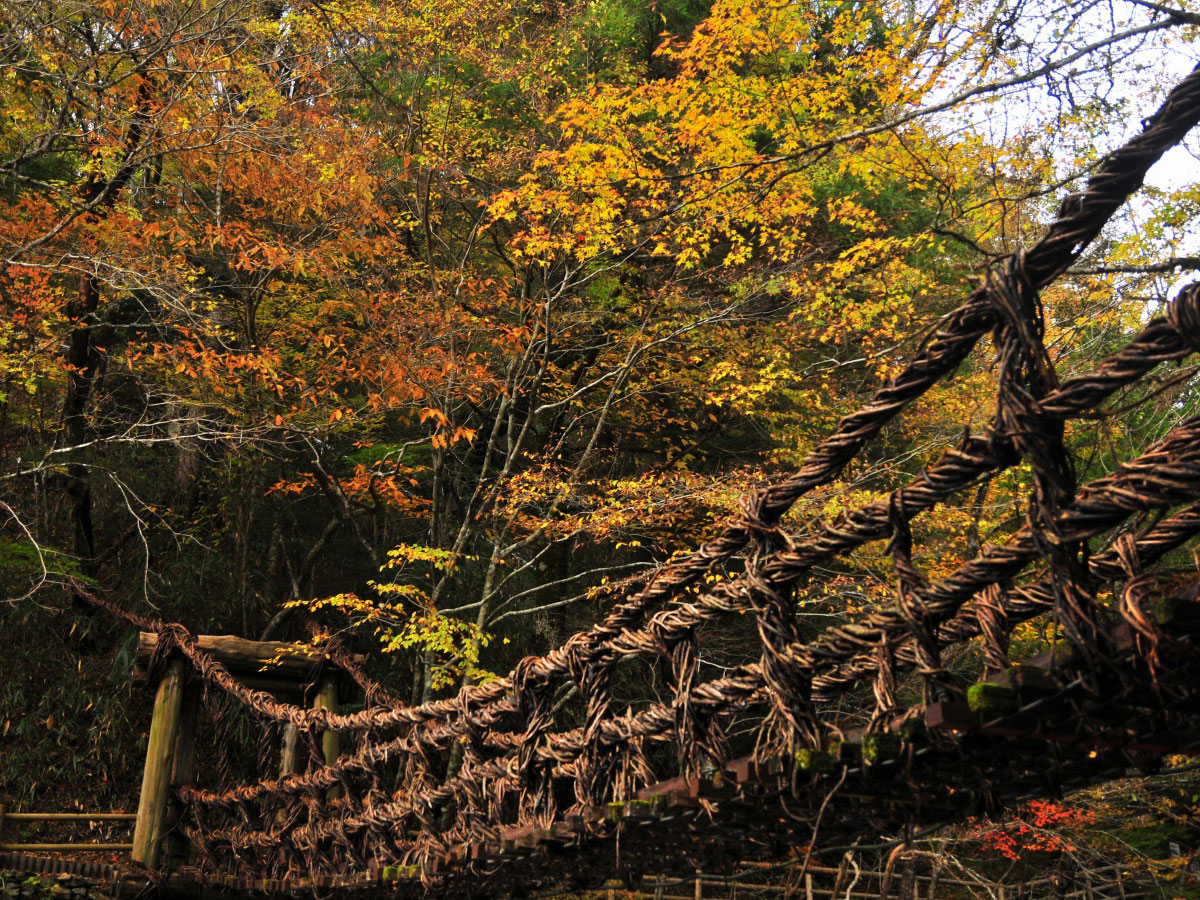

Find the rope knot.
xmin=738 ymin=493 xmax=776 ymax=538
xmin=1167 ymin=282 xmax=1200 ymax=353
xmin=146 ymin=622 xmax=190 ymax=686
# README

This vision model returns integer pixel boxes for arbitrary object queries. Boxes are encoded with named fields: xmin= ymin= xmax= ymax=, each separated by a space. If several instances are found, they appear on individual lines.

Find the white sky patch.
xmin=909 ymin=0 xmax=1199 ymax=300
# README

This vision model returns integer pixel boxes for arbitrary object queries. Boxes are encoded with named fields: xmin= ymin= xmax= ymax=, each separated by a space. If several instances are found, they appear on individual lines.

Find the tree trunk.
xmin=63 ymin=275 xmax=102 ymax=622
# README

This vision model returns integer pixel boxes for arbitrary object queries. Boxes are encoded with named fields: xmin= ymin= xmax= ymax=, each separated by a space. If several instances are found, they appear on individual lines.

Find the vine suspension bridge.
xmin=10 ymin=58 xmax=1200 ymax=900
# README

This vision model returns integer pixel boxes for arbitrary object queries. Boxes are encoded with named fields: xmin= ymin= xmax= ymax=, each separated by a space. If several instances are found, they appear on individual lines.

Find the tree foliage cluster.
xmin=0 ymin=0 xmax=1198 ymax=808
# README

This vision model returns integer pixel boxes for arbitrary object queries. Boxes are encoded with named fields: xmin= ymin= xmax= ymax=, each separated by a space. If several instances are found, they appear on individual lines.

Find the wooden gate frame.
xmin=130 ymin=634 xmax=354 ymax=868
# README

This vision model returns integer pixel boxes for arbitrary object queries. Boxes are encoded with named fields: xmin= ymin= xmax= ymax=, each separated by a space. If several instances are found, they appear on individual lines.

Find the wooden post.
xmin=279 ymin=724 xmax=301 ymax=776
xmin=831 ymin=853 xmax=848 ymax=897
xmin=900 ymin=858 xmax=915 ymax=898
xmin=315 ymin=673 xmax=341 ymax=799
xmin=0 ymin=801 xmax=7 ymax=846
xmin=316 ymin=673 xmax=340 ymax=763
xmin=170 ymin=685 xmax=200 ymax=787
xmin=274 ymin=722 xmax=302 ymax=828
xmin=132 ymin=658 xmax=186 ymax=867
xmin=163 ymin=683 xmax=199 ymax=864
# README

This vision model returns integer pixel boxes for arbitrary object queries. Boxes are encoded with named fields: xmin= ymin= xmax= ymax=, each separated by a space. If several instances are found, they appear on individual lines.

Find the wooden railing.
xmin=611 ymin=861 xmax=1148 ymax=900
xmin=0 ymin=805 xmax=135 ymax=852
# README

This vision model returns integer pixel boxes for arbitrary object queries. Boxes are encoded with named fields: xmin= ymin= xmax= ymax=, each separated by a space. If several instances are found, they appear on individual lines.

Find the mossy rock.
xmin=862 ymin=732 xmax=901 ymax=764
xmin=794 ymin=748 xmax=836 ymax=774
xmin=967 ymin=682 xmax=1019 ymax=716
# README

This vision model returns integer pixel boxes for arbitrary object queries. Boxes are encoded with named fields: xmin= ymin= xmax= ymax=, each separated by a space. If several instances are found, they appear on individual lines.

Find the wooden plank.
xmin=132 ymin=658 xmax=186 ymax=868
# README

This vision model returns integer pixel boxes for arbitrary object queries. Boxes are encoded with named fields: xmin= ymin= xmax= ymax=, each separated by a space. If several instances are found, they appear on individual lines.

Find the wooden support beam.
xmin=133 ymin=632 xmax=361 ymax=687
xmin=132 ymin=658 xmax=186 ymax=868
